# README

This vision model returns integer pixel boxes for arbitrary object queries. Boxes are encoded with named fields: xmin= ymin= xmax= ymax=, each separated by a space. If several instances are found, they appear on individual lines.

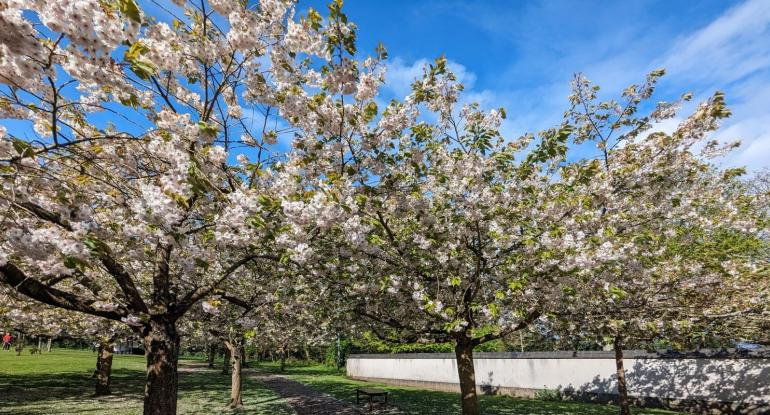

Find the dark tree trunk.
xmin=454 ymin=337 xmax=479 ymax=415
xmin=224 ymin=339 xmax=243 ymax=409
xmin=94 ymin=339 xmax=114 ymax=395
xmin=240 ymin=345 xmax=247 ymax=368
xmin=142 ymin=318 xmax=180 ymax=415
xmin=279 ymin=347 xmax=287 ymax=372
xmin=614 ymin=336 xmax=631 ymax=415
xmin=15 ymin=333 xmax=25 ymax=356
xmin=222 ymin=346 xmax=231 ymax=375
xmin=206 ymin=344 xmax=216 ymax=368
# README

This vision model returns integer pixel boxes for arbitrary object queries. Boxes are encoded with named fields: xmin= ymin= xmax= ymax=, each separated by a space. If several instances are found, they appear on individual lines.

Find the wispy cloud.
xmin=662 ymin=0 xmax=770 ymax=84
xmin=658 ymin=0 xmax=770 ymax=171
xmin=384 ymin=0 xmax=770 ymax=171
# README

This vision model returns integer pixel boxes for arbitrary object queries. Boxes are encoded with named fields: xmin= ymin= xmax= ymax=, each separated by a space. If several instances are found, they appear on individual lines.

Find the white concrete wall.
xmin=346 ymin=353 xmax=770 ymax=405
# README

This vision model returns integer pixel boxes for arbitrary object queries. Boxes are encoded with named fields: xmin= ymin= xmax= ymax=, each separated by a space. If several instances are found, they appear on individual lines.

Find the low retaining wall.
xmin=346 ymin=350 xmax=770 ymax=414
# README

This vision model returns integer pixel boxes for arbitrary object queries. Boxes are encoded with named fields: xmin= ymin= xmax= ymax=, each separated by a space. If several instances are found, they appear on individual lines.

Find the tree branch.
xmin=173 ymin=253 xmax=279 ymax=318
xmin=0 ymin=263 xmax=126 ymax=322
xmin=472 ymin=309 xmax=541 ymax=346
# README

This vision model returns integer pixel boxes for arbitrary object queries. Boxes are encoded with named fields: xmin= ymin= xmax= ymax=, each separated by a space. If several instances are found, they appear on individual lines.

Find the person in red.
xmin=2 ymin=332 xmax=11 ymax=351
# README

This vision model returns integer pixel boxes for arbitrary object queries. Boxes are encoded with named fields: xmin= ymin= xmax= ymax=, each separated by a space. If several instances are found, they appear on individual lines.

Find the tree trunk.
xmin=240 ymin=346 xmax=247 ymax=368
xmin=16 ymin=333 xmax=25 ymax=356
xmin=142 ymin=318 xmax=180 ymax=415
xmin=279 ymin=347 xmax=287 ymax=372
xmin=454 ymin=337 xmax=479 ymax=415
xmin=224 ymin=339 xmax=243 ymax=409
xmin=37 ymin=337 xmax=43 ymax=351
xmin=222 ymin=346 xmax=231 ymax=375
xmin=207 ymin=344 xmax=216 ymax=368
xmin=94 ymin=339 xmax=114 ymax=395
xmin=614 ymin=336 xmax=631 ymax=415
xmin=46 ymin=337 xmax=52 ymax=352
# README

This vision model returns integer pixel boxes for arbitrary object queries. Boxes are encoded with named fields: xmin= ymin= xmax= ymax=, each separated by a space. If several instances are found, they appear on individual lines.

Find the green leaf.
xmin=119 ymin=94 xmax=140 ymax=108
xmin=508 ymin=279 xmax=524 ymax=291
xmin=118 ymin=0 xmax=142 ymax=23
xmin=307 ymin=7 xmax=323 ymax=31
xmin=194 ymin=258 xmax=209 ymax=271
xmin=11 ymin=139 xmax=33 ymax=157
xmin=124 ymin=42 xmax=156 ymax=80
xmin=83 ymin=236 xmax=109 ymax=254
xmin=247 ymin=215 xmax=266 ymax=228
xmin=375 ymin=42 xmax=388 ymax=60
xmin=197 ymin=121 xmax=219 ymax=137
xmin=63 ymin=256 xmax=89 ymax=272
xmin=362 ymin=101 xmax=378 ymax=122
xmin=129 ymin=60 xmax=156 ymax=80
xmin=609 ymin=286 xmax=627 ymax=300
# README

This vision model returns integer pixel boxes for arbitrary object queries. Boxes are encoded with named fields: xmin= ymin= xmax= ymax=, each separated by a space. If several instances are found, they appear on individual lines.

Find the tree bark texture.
xmin=94 ymin=339 xmax=114 ymax=396
xmin=142 ymin=318 xmax=180 ymax=415
xmin=614 ymin=336 xmax=631 ymax=415
xmin=224 ymin=339 xmax=244 ymax=409
xmin=454 ymin=337 xmax=480 ymax=415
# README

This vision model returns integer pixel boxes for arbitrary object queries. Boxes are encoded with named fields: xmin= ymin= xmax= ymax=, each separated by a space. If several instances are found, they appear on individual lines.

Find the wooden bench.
xmin=356 ymin=387 xmax=388 ymax=411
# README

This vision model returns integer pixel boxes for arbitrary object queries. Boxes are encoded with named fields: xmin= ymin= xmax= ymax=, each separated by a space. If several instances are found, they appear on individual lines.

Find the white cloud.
xmin=663 ymin=0 xmax=770 ymax=85
xmin=378 ymin=0 xmax=770 ymax=171
xmin=381 ymin=57 xmax=525 ymax=140
xmin=659 ymin=0 xmax=770 ymax=171
xmin=383 ymin=57 xmax=477 ymax=98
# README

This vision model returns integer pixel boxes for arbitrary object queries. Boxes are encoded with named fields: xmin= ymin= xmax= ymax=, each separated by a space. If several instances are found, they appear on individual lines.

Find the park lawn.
xmin=255 ymin=362 xmax=683 ymax=415
xmin=0 ymin=348 xmax=291 ymax=414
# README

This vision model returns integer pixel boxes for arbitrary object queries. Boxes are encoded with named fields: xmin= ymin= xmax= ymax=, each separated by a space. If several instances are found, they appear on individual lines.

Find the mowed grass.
xmin=254 ymin=362 xmax=683 ymax=415
xmin=0 ymin=348 xmax=291 ymax=414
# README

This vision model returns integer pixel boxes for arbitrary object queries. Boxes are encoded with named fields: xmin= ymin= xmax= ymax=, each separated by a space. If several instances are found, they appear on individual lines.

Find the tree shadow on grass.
xmin=0 ymin=364 xmax=292 ymax=415
xmin=270 ymin=368 xmax=677 ymax=415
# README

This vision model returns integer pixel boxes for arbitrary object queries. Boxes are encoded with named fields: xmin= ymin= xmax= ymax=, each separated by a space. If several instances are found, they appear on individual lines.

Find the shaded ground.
xmin=254 ymin=372 xmax=367 ymax=415
xmin=0 ymin=349 xmax=292 ymax=414
xmin=254 ymin=362 xmax=684 ymax=415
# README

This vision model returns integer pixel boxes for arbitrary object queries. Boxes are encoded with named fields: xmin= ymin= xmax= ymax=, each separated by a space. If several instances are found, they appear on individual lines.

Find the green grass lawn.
xmin=254 ymin=361 xmax=683 ymax=415
xmin=0 ymin=349 xmax=685 ymax=415
xmin=0 ymin=348 xmax=291 ymax=414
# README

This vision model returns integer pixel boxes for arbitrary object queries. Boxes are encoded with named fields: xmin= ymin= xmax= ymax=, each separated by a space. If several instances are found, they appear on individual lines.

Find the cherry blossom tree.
xmin=538 ymin=72 xmax=767 ymax=415
xmin=2 ymin=2 xmax=766 ymax=415
xmin=0 ymin=0 xmax=321 ymax=413
xmin=282 ymin=56 xmax=767 ymax=414
xmin=280 ymin=55 xmax=575 ymax=414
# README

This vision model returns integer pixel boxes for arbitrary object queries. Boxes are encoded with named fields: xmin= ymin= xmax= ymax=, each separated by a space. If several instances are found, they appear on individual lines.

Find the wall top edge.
xmin=348 ymin=349 xmax=770 ymax=360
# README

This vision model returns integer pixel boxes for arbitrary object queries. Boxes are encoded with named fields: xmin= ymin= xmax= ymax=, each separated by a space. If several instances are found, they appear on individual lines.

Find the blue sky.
xmin=304 ymin=0 xmax=769 ymax=171
xmin=7 ymin=0 xmax=768 ymax=171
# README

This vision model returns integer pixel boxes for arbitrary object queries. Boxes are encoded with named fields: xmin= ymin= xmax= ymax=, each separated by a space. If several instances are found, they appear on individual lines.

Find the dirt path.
xmin=179 ymin=361 xmax=395 ymax=414
xmin=251 ymin=372 xmax=365 ymax=415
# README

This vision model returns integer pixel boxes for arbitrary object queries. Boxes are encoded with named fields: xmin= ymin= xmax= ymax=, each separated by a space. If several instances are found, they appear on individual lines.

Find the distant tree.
xmin=0 ymin=292 xmax=130 ymax=395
